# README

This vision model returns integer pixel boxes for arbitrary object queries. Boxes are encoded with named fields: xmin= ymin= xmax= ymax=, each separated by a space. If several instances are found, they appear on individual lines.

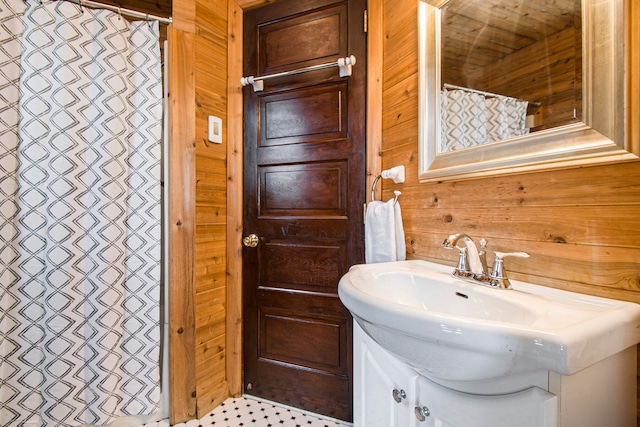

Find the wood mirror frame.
xmin=418 ymin=0 xmax=637 ymax=182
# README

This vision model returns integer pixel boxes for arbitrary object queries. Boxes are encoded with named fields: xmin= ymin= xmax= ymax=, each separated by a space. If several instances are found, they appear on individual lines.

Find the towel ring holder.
xmin=370 ymin=175 xmax=383 ymax=202
xmin=370 ymin=166 xmax=405 ymax=205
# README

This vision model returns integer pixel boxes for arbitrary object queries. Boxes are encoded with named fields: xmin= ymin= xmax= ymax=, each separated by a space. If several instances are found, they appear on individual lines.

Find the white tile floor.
xmin=139 ymin=396 xmax=353 ymax=427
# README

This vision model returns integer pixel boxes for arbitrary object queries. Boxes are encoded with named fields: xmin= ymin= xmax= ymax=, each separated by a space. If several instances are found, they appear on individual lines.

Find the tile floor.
xmin=139 ymin=395 xmax=353 ymax=427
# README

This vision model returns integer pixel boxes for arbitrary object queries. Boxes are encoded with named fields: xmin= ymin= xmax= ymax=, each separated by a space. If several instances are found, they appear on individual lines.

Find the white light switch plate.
xmin=208 ymin=116 xmax=222 ymax=143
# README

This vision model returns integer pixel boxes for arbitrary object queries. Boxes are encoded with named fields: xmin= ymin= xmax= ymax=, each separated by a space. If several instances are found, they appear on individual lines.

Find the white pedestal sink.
xmin=339 ymin=260 xmax=640 ymax=426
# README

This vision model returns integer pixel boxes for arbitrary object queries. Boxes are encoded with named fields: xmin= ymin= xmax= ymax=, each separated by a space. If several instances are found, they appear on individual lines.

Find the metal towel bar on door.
xmin=240 ymin=55 xmax=357 ymax=92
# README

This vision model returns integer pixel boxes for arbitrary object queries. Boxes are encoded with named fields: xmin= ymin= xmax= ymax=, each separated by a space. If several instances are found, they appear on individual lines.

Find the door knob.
xmin=242 ymin=234 xmax=259 ymax=248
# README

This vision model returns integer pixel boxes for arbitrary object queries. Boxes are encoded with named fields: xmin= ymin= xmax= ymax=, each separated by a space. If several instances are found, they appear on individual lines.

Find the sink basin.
xmin=338 ymin=260 xmax=640 ymax=389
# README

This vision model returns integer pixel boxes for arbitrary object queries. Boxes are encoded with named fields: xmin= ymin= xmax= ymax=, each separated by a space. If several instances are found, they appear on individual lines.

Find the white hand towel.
xmin=365 ymin=197 xmax=406 ymax=263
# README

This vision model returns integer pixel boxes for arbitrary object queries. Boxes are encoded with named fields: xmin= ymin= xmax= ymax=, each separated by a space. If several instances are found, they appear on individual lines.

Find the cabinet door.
xmin=354 ymin=322 xmax=420 ymax=427
xmin=415 ymin=376 xmax=558 ymax=427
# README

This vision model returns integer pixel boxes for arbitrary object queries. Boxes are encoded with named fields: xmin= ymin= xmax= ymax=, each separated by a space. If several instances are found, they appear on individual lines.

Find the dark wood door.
xmin=242 ymin=0 xmax=366 ymax=421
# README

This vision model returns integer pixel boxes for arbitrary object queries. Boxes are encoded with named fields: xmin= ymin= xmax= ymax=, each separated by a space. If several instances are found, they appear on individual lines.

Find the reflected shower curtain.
xmin=486 ymin=96 xmax=529 ymax=141
xmin=440 ymin=88 xmax=529 ymax=153
xmin=439 ymin=89 xmax=487 ymax=152
xmin=0 ymin=0 xmax=163 ymax=425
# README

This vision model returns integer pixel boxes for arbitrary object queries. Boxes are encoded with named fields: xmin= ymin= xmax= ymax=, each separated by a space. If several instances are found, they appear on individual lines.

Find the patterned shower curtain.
xmin=0 ymin=0 xmax=163 ymax=425
xmin=485 ymin=96 xmax=529 ymax=141
xmin=440 ymin=88 xmax=529 ymax=153
xmin=439 ymin=88 xmax=488 ymax=152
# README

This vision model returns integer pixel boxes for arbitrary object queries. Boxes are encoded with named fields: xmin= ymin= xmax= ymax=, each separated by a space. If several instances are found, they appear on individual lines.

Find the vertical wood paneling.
xmin=629 ymin=0 xmax=640 ymax=155
xmin=380 ymin=1 xmax=640 ymax=424
xmin=367 ymin=0 xmax=383 ymax=202
xmin=168 ymin=22 xmax=198 ymax=424
xmin=226 ymin=0 xmax=244 ymax=398
xmin=173 ymin=0 xmax=196 ymax=32
xmin=194 ymin=0 xmax=230 ymax=417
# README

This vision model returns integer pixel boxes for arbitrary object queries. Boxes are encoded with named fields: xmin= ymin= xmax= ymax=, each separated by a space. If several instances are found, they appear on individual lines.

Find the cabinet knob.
xmin=414 ymin=406 xmax=430 ymax=421
xmin=392 ymin=388 xmax=406 ymax=403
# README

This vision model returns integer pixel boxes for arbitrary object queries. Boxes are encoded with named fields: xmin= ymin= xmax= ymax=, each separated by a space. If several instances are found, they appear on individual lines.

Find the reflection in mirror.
xmin=439 ymin=0 xmax=582 ymax=153
xmin=418 ymin=0 xmax=635 ymax=182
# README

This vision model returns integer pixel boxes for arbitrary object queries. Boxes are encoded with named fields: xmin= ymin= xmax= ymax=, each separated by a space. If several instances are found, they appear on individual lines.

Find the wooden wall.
xmin=168 ymin=0 xmax=197 ymax=422
xmin=194 ymin=0 xmax=230 ymax=416
xmin=168 ymin=0 xmax=230 ymax=422
xmin=380 ymin=0 xmax=640 ymax=423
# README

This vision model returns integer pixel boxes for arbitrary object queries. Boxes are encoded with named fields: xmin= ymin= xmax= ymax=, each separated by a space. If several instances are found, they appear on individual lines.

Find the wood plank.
xmin=443 ymin=0 xmax=576 ymax=42
xmin=196 ymin=304 xmax=227 ymax=344
xmin=196 ymin=381 xmax=230 ymax=416
xmin=196 ymin=170 xmax=228 ymax=196
xmin=629 ymin=0 xmax=640 ymax=156
xmin=391 ymin=161 xmax=640 ymax=209
xmin=402 ymin=204 xmax=640 ymax=249
xmin=367 ymin=0 xmax=383 ymax=202
xmin=226 ymin=0 xmax=244 ymax=398
xmin=382 ymin=116 xmax=418 ymax=151
xmin=172 ymin=0 xmax=196 ymax=33
xmin=195 ymin=337 xmax=228 ymax=413
xmin=196 ymin=330 xmax=226 ymax=365
xmin=196 ymin=204 xmax=227 ymax=225
xmin=382 ymin=94 xmax=418 ymax=132
xmin=382 ymin=72 xmax=418 ymax=116
xmin=168 ymin=24 xmax=198 ymax=424
xmin=197 ymin=0 xmax=228 ymax=33
xmin=196 ymin=266 xmax=226 ymax=294
xmin=196 ymin=287 xmax=227 ymax=327
xmin=193 ymin=0 xmax=228 ymax=418
xmin=382 ymin=0 xmax=418 ymax=89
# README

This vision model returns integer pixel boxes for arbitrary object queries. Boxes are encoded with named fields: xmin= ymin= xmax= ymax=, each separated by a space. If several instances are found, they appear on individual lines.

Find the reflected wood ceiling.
xmin=441 ymin=0 xmax=580 ymax=84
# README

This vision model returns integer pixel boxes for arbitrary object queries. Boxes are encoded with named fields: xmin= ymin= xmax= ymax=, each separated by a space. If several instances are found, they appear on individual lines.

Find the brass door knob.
xmin=242 ymin=234 xmax=259 ymax=248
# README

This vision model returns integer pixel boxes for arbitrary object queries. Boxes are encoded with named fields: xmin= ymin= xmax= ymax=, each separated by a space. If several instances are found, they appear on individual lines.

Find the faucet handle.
xmin=494 ymin=251 xmax=530 ymax=260
xmin=489 ymin=251 xmax=530 ymax=289
xmin=454 ymin=247 xmax=470 ymax=273
xmin=478 ymin=238 xmax=488 ymax=273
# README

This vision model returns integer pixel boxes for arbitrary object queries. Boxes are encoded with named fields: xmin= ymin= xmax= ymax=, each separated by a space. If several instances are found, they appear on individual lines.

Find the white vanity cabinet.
xmin=354 ymin=321 xmax=638 ymax=427
xmin=354 ymin=321 xmax=421 ymax=426
xmin=354 ymin=322 xmax=559 ymax=427
xmin=341 ymin=260 xmax=640 ymax=427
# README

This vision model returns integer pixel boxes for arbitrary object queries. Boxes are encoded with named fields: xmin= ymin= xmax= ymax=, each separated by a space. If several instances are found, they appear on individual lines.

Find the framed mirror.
xmin=418 ymin=0 xmax=636 ymax=182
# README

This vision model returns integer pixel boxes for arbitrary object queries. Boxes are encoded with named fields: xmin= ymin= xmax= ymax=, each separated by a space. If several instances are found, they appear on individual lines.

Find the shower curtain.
xmin=439 ymin=88 xmax=488 ymax=152
xmin=440 ymin=88 xmax=529 ymax=153
xmin=0 ymin=0 xmax=163 ymax=425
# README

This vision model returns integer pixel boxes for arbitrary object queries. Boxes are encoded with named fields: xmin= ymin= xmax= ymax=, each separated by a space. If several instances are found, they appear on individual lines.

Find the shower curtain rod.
xmin=443 ymin=83 xmax=529 ymax=103
xmin=59 ymin=0 xmax=172 ymax=24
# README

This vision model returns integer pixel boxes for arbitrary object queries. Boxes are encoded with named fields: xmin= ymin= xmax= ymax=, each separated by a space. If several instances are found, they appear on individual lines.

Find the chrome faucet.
xmin=442 ymin=233 xmax=487 ymax=276
xmin=442 ymin=233 xmax=529 ymax=289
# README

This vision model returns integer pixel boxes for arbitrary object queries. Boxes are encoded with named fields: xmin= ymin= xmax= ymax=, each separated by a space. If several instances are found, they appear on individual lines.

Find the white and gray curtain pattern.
xmin=0 ymin=0 xmax=163 ymax=425
xmin=439 ymin=88 xmax=529 ymax=153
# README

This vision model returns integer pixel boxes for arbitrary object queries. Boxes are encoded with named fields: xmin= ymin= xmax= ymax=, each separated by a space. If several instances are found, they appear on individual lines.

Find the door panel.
xmin=260 ymin=310 xmax=344 ymax=370
xmin=260 ymin=83 xmax=348 ymax=146
xmin=257 ymin=4 xmax=348 ymax=75
xmin=243 ymin=0 xmax=366 ymax=421
xmin=260 ymin=162 xmax=348 ymax=215
xmin=263 ymin=242 xmax=346 ymax=292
